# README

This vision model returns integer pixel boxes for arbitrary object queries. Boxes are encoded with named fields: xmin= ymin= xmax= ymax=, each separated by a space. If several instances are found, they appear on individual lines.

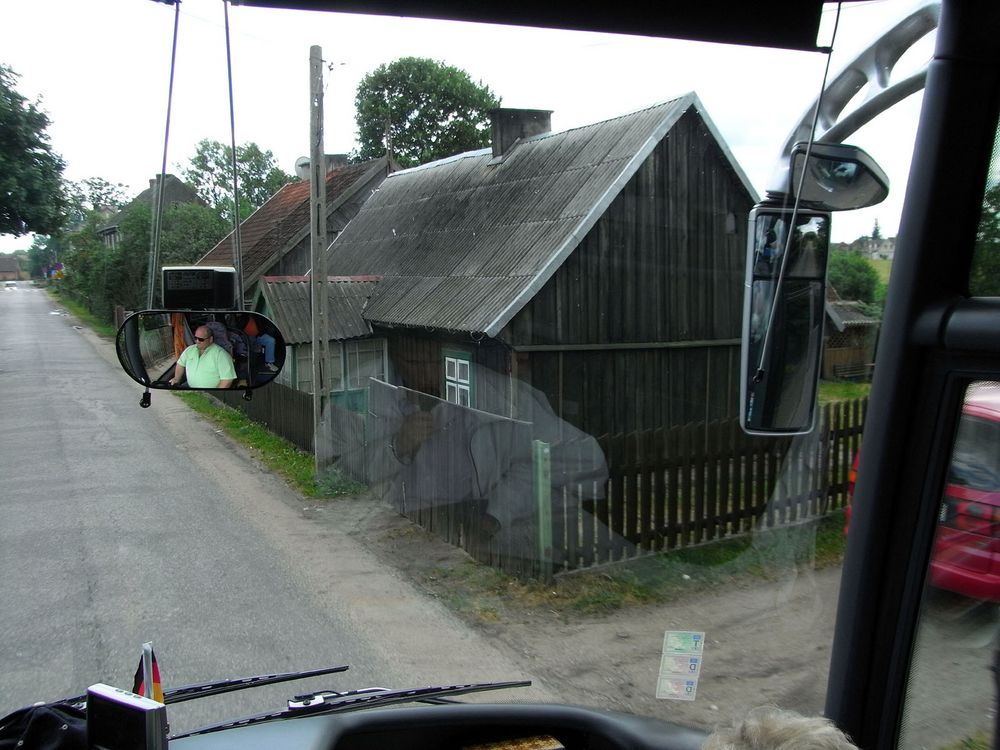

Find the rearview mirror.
xmin=740 ymin=207 xmax=830 ymax=435
xmin=116 ymin=310 xmax=286 ymax=391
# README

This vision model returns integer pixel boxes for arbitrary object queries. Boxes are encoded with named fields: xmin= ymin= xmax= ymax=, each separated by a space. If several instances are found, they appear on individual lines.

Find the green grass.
xmin=870 ymin=258 xmax=893 ymax=284
xmin=173 ymin=391 xmax=365 ymax=499
xmin=818 ymin=380 xmax=870 ymax=404
xmin=938 ymin=730 xmax=990 ymax=750
xmin=422 ymin=510 xmax=848 ymax=617
xmin=46 ymin=288 xmax=118 ymax=338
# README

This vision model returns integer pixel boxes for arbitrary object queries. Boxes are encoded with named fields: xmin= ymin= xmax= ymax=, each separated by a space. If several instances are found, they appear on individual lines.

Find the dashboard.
xmin=170 ymin=703 xmax=709 ymax=750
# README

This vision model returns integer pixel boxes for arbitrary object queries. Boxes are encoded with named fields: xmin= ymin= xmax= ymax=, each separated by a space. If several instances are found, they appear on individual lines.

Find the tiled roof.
xmin=198 ymin=158 xmax=390 ymax=288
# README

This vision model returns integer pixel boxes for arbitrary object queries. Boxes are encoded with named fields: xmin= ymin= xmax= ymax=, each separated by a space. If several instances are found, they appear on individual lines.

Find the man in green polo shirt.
xmin=169 ymin=325 xmax=236 ymax=388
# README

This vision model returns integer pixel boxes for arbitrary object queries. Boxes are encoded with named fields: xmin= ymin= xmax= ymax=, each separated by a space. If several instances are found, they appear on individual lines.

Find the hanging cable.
xmin=223 ymin=0 xmax=245 ymax=311
xmin=753 ymin=2 xmax=843 ymax=384
xmin=146 ymin=0 xmax=182 ymax=310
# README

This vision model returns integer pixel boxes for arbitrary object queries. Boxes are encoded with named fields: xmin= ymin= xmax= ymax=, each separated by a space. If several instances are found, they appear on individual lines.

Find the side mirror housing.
xmin=740 ymin=207 xmax=830 ymax=435
xmin=116 ymin=310 xmax=287 ymax=391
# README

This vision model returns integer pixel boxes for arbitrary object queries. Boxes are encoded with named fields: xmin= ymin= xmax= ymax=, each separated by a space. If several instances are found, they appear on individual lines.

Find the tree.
xmin=65 ymin=177 xmax=129 ymax=227
xmin=181 ymin=139 xmax=294 ymax=224
xmin=828 ymin=250 xmax=879 ymax=303
xmin=969 ymin=182 xmax=1000 ymax=295
xmin=61 ymin=200 xmax=228 ymax=322
xmin=0 ymin=65 xmax=66 ymax=236
xmin=354 ymin=57 xmax=500 ymax=168
xmin=871 ymin=219 xmax=882 ymax=241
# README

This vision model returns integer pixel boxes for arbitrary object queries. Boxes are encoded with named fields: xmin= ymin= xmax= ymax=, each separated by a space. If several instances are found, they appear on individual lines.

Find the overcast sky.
xmin=0 ymin=0 xmax=935 ymax=252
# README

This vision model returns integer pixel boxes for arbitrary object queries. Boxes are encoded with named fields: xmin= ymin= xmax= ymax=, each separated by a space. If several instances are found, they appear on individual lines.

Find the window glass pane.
xmin=446 ymin=357 xmax=457 ymax=380
xmin=329 ymin=342 xmax=344 ymax=392
xmin=970 ymin=128 xmax=1000 ymax=296
xmin=295 ymin=343 xmax=312 ymax=394
xmin=347 ymin=339 xmax=385 ymax=389
xmin=898 ymin=381 xmax=1000 ymax=749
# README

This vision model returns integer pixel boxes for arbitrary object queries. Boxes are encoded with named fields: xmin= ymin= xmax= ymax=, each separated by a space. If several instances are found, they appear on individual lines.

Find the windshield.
xmin=0 ymin=0 xmax=946 ymax=742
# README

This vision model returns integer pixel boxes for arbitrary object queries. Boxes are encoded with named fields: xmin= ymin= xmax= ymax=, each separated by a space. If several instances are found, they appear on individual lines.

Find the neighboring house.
xmin=823 ymin=286 xmax=880 ymax=381
xmin=98 ymin=174 xmax=202 ymax=249
xmin=324 ymin=98 xmax=758 ymax=437
xmin=0 ymin=255 xmax=20 ymax=280
xmin=252 ymin=275 xmax=384 ymax=411
xmin=197 ymin=156 xmax=395 ymax=305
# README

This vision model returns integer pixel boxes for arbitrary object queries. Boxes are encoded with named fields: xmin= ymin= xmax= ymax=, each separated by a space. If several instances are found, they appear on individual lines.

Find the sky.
xmin=0 ymin=0 xmax=936 ymax=253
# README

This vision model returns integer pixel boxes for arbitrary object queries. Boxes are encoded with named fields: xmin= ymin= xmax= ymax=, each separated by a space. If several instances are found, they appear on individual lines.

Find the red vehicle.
xmin=848 ymin=382 xmax=1000 ymax=601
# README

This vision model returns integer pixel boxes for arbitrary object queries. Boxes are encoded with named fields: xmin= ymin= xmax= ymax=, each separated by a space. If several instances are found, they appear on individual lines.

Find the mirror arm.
xmin=140 ymin=390 xmax=152 ymax=409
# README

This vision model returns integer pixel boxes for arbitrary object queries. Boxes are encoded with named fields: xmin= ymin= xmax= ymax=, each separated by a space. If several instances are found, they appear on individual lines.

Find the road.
xmin=0 ymin=284 xmax=552 ymax=734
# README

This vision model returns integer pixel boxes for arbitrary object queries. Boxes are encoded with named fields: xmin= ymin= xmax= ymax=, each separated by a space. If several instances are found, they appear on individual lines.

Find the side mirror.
xmin=116 ymin=310 xmax=287 ymax=391
xmin=779 ymin=142 xmax=889 ymax=212
xmin=740 ymin=207 xmax=830 ymax=435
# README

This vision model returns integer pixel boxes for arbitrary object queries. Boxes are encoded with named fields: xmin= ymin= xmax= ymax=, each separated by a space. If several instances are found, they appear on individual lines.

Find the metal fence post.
xmin=533 ymin=439 xmax=553 ymax=582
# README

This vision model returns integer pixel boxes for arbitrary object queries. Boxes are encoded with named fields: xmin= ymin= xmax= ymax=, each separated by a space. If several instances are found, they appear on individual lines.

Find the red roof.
xmin=197 ymin=159 xmax=386 ymax=285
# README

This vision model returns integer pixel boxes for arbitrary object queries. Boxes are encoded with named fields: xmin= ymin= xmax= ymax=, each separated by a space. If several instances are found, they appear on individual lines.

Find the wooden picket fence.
xmin=363 ymin=375 xmax=867 ymax=579
xmin=550 ymin=398 xmax=867 ymax=573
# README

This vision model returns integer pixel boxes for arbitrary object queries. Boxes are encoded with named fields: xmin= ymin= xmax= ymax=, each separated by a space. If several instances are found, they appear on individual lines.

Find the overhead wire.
xmin=223 ymin=0 xmax=245 ymax=311
xmin=146 ymin=0 xmax=182 ymax=309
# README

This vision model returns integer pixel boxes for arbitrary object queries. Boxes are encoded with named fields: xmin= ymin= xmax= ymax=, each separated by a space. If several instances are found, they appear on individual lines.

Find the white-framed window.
xmin=444 ymin=353 xmax=472 ymax=407
xmin=295 ymin=343 xmax=313 ymax=394
xmin=329 ymin=341 xmax=344 ymax=392
xmin=346 ymin=338 xmax=386 ymax=389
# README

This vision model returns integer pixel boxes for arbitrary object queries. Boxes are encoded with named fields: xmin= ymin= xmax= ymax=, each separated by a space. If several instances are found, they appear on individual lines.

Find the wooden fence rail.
xmin=215 ymin=375 xmax=867 ymax=580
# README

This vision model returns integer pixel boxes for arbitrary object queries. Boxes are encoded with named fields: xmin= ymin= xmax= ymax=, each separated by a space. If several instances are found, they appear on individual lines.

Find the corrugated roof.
xmin=198 ymin=158 xmax=390 ymax=288
xmin=325 ymin=94 xmax=756 ymax=336
xmin=258 ymin=276 xmax=379 ymax=344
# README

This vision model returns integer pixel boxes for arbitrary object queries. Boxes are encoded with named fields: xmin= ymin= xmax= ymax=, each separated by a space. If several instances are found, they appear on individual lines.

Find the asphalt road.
xmin=0 ymin=285 xmax=551 ymax=734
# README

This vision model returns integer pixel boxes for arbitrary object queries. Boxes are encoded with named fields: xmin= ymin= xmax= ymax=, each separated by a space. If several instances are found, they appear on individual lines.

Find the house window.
xmin=444 ymin=352 xmax=472 ymax=407
xmin=346 ymin=338 xmax=386 ymax=389
xmin=295 ymin=343 xmax=313 ymax=394
xmin=329 ymin=341 xmax=344 ymax=392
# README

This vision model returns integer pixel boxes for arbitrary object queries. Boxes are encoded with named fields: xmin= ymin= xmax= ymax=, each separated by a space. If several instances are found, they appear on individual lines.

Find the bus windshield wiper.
xmin=170 ymin=680 xmax=532 ymax=739
xmin=63 ymin=664 xmax=350 ymax=707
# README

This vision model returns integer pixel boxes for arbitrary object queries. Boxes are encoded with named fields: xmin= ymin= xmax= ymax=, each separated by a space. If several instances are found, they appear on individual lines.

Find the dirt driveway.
xmin=309 ymin=491 xmax=842 ymax=732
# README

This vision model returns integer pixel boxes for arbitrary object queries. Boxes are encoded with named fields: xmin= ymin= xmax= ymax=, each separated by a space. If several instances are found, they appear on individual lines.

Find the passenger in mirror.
xmin=241 ymin=314 xmax=278 ymax=373
xmin=168 ymin=325 xmax=236 ymax=389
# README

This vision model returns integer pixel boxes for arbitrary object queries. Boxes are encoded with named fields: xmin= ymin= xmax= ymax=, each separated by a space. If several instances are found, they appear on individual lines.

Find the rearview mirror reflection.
xmin=116 ymin=310 xmax=286 ymax=391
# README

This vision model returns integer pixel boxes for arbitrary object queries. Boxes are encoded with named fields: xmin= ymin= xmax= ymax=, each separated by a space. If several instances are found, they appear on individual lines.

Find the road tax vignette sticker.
xmin=657 ymin=630 xmax=704 ymax=701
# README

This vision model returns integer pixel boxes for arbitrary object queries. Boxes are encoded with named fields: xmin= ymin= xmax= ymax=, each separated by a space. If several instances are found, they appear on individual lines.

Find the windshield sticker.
xmin=657 ymin=631 xmax=705 ymax=701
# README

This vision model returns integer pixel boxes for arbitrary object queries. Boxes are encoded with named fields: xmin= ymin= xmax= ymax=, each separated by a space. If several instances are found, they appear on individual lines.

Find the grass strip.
xmin=173 ymin=391 xmax=365 ymax=499
xmin=422 ymin=510 xmax=848 ymax=618
xmin=46 ymin=287 xmax=118 ymax=338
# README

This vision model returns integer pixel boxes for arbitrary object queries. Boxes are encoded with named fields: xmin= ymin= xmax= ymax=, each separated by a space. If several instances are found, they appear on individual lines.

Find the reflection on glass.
xmin=899 ymin=381 xmax=1000 ymax=749
xmin=116 ymin=311 xmax=286 ymax=391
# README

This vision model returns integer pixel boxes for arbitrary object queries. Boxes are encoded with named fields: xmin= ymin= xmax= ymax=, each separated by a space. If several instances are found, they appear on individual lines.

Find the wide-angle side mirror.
xmin=774 ymin=142 xmax=890 ymax=212
xmin=740 ymin=207 xmax=830 ymax=435
xmin=116 ymin=310 xmax=287 ymax=391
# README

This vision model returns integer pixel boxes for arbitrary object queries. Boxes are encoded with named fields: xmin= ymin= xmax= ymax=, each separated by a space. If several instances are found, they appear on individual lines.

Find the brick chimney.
xmin=490 ymin=109 xmax=552 ymax=158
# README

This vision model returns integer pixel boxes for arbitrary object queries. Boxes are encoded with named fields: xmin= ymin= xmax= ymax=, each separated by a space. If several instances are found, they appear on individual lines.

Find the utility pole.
xmin=310 ymin=45 xmax=330 ymax=476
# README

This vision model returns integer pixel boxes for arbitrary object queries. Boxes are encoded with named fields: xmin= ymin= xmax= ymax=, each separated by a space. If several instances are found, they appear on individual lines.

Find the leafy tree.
xmin=0 ymin=64 xmax=66 ymax=236
xmin=828 ymin=250 xmax=879 ymax=303
xmin=971 ymin=183 xmax=1000 ymax=295
xmin=65 ymin=177 xmax=129 ymax=227
xmin=354 ymin=57 xmax=500 ymax=168
xmin=182 ymin=139 xmax=293 ymax=224
xmin=871 ymin=219 xmax=882 ymax=242
xmin=61 ymin=200 xmax=228 ymax=322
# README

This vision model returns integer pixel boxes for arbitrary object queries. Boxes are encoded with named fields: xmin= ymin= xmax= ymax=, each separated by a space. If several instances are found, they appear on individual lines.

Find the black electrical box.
xmin=161 ymin=266 xmax=236 ymax=310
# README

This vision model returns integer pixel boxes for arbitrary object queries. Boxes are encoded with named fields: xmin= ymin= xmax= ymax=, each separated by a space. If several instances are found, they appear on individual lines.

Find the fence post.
xmin=533 ymin=439 xmax=553 ymax=583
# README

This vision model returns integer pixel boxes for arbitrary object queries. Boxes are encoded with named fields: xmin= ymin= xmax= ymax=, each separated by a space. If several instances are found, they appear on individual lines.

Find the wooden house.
xmin=323 ymin=96 xmax=757 ymax=437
